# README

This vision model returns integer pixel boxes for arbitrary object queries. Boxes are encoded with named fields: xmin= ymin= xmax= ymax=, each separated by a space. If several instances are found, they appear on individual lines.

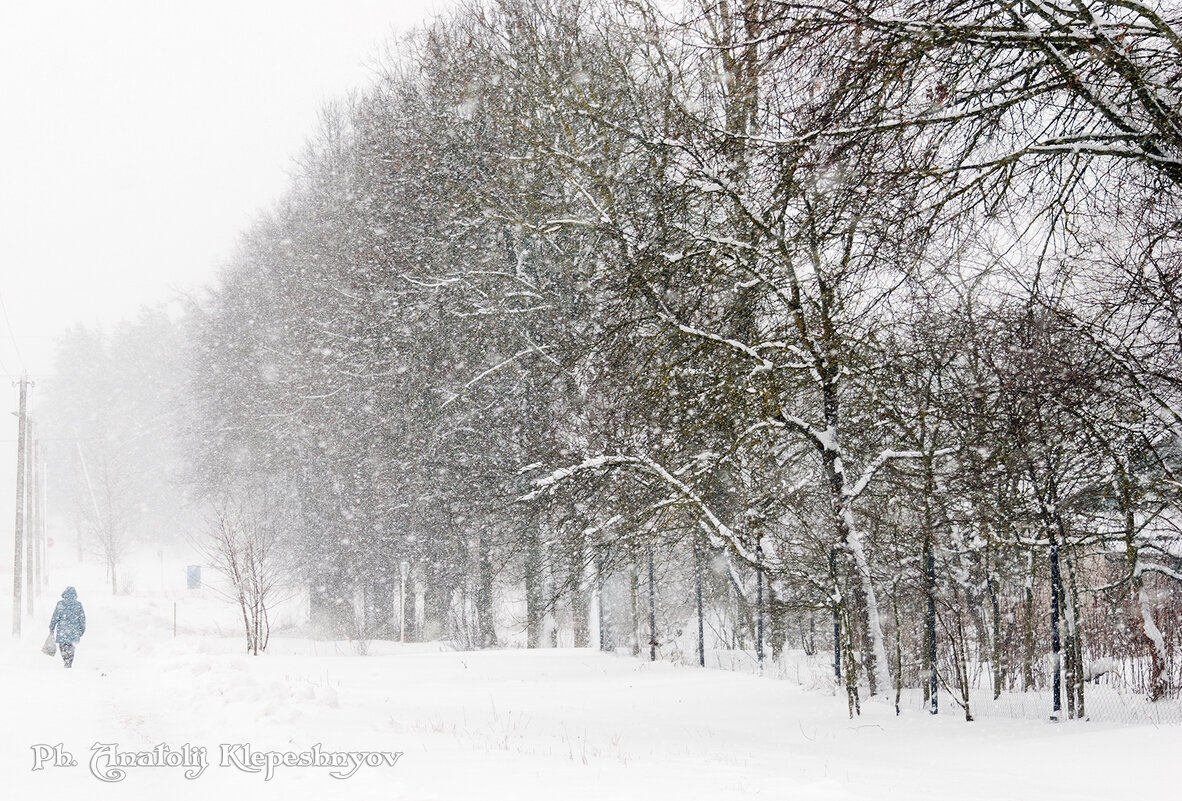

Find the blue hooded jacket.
xmin=49 ymin=587 xmax=86 ymax=645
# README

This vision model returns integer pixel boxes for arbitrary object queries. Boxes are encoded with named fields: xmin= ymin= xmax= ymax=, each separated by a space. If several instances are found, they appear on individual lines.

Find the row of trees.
xmin=39 ymin=310 xmax=192 ymax=594
xmin=42 ymin=0 xmax=1182 ymax=718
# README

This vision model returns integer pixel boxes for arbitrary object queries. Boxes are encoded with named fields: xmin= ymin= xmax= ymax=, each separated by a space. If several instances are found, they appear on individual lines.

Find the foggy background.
xmin=0 ymin=0 xmax=444 ymax=565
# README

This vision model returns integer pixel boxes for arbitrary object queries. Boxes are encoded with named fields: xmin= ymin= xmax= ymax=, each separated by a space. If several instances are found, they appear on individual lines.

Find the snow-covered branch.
xmin=520 ymin=453 xmax=758 ymax=563
xmin=845 ymin=447 xmax=958 ymax=500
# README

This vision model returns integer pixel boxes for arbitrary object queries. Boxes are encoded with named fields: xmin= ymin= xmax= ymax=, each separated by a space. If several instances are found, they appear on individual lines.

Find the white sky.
xmin=0 ymin=0 xmax=448 ymax=567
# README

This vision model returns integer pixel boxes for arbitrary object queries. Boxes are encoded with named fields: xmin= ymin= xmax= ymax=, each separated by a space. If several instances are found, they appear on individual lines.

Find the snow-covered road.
xmin=3 ymin=584 xmax=1176 ymax=800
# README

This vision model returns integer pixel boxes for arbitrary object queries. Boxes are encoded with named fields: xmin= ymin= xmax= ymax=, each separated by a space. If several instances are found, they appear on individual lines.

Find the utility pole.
xmin=34 ymin=442 xmax=45 ymax=593
xmin=11 ymin=373 xmax=27 ymax=636
xmin=25 ymin=419 xmax=35 ymax=616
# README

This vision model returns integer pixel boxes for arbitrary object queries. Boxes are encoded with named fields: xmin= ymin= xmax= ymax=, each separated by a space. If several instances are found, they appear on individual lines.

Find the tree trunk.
xmin=1117 ymin=462 xmax=1168 ymax=701
xmin=1049 ymin=534 xmax=1063 ymax=718
xmin=1022 ymin=550 xmax=1036 ymax=692
xmin=825 ymin=456 xmax=890 ymax=696
xmin=629 ymin=557 xmax=641 ymax=657
xmin=477 ymin=532 xmax=498 ymax=648
xmin=892 ymin=595 xmax=903 ymax=716
xmin=1063 ymin=554 xmax=1085 ymax=719
xmin=986 ymin=554 xmax=1005 ymax=700
xmin=923 ymin=522 xmax=938 ymax=714
xmin=524 ymin=526 xmax=544 ymax=648
xmin=570 ymin=529 xmax=589 ymax=648
xmin=768 ymin=585 xmax=789 ymax=662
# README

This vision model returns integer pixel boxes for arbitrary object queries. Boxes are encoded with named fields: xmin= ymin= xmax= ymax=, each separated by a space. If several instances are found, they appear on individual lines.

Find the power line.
xmin=0 ymin=290 xmax=26 ymax=374
xmin=0 ymin=305 xmax=12 ymax=381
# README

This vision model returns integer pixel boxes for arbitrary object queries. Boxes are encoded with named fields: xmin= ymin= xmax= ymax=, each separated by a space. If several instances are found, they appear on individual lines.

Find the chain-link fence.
xmin=573 ymin=538 xmax=1181 ymax=725
xmin=663 ymin=640 xmax=1182 ymax=724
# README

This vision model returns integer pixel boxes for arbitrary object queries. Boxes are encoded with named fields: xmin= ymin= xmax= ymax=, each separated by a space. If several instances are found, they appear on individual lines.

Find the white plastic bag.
xmin=42 ymin=633 xmax=57 ymax=657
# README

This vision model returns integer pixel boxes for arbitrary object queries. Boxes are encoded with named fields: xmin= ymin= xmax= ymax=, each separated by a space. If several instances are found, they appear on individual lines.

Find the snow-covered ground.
xmin=4 ymin=565 xmax=1177 ymax=800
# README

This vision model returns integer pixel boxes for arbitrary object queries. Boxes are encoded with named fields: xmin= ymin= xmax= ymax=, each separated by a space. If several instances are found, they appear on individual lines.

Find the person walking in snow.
xmin=48 ymin=587 xmax=86 ymax=668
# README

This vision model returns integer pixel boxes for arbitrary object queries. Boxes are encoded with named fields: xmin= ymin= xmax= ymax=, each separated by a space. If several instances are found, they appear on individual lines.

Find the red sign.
xmin=46 ymin=537 xmax=54 ymax=548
